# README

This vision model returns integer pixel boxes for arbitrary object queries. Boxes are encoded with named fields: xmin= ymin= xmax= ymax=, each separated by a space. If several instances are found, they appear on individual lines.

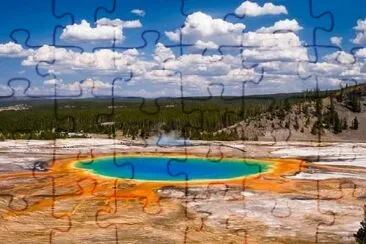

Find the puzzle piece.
xmin=1 ymin=0 xmax=366 ymax=243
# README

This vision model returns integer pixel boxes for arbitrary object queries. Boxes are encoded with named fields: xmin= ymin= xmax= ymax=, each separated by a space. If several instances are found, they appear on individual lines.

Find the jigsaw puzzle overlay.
xmin=0 ymin=0 xmax=365 ymax=243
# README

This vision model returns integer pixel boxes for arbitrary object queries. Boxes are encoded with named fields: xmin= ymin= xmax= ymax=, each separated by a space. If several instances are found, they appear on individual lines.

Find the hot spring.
xmin=75 ymin=155 xmax=270 ymax=182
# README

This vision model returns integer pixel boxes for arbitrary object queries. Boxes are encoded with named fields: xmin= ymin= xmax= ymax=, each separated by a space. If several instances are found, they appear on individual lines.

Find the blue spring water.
xmin=75 ymin=156 xmax=269 ymax=182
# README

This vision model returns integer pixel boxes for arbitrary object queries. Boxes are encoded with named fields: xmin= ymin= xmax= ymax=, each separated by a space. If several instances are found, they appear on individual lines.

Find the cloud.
xmin=154 ymin=43 xmax=175 ymax=63
xmin=165 ymin=12 xmax=245 ymax=46
xmin=241 ymin=46 xmax=308 ymax=62
xmin=151 ymin=42 xmax=307 ymax=82
xmin=9 ymin=10 xmax=366 ymax=97
xmin=80 ymin=78 xmax=112 ymax=89
xmin=354 ymin=19 xmax=366 ymax=31
xmin=256 ymin=19 xmax=303 ymax=33
xmin=131 ymin=9 xmax=145 ymax=17
xmin=160 ymin=53 xmax=232 ymax=76
xmin=234 ymin=30 xmax=308 ymax=64
xmin=165 ymin=12 xmax=307 ymax=63
xmin=0 ymin=84 xmax=12 ymax=96
xmin=353 ymin=33 xmax=366 ymax=45
xmin=194 ymin=40 xmax=219 ymax=49
xmin=60 ymin=19 xmax=122 ymax=42
xmin=330 ymin=36 xmax=342 ymax=46
xmin=241 ymin=31 xmax=303 ymax=48
xmin=0 ymin=42 xmax=33 ymax=57
xmin=60 ymin=18 xmax=142 ymax=43
xmin=355 ymin=48 xmax=366 ymax=58
xmin=96 ymin=18 xmax=142 ymax=28
xmin=237 ymin=29 xmax=309 ymax=63
xmin=298 ymin=62 xmax=346 ymax=77
xmin=223 ymin=68 xmax=256 ymax=82
xmin=21 ymin=45 xmax=149 ymax=75
xmin=351 ymin=19 xmax=366 ymax=44
xmin=30 ymin=78 xmax=114 ymax=97
xmin=323 ymin=51 xmax=355 ymax=64
xmin=235 ymin=1 xmax=288 ymax=17
xmin=297 ymin=55 xmax=366 ymax=82
xmin=43 ymin=78 xmax=63 ymax=85
xmin=22 ymin=45 xmax=74 ymax=66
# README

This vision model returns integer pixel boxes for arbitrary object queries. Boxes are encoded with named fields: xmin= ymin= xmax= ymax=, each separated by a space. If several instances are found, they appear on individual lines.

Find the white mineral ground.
xmin=0 ymin=139 xmax=365 ymax=243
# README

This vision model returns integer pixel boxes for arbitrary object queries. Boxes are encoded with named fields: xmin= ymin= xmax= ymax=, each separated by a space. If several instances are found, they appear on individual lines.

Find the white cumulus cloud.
xmin=351 ymin=19 xmax=366 ymax=44
xmin=21 ymin=45 xmax=149 ymax=75
xmin=235 ymin=1 xmax=288 ymax=17
xmin=194 ymin=40 xmax=219 ymax=49
xmin=43 ymin=78 xmax=63 ymax=85
xmin=165 ymin=12 xmax=245 ymax=46
xmin=96 ymin=18 xmax=142 ymax=28
xmin=0 ymin=42 xmax=33 ymax=57
xmin=60 ymin=18 xmax=142 ymax=43
xmin=353 ymin=33 xmax=366 ymax=45
xmin=330 ymin=36 xmax=342 ymax=46
xmin=131 ymin=9 xmax=145 ymax=17
xmin=355 ymin=48 xmax=366 ymax=58
xmin=241 ymin=31 xmax=303 ymax=48
xmin=8 ymin=11 xmax=366 ymax=97
xmin=354 ymin=19 xmax=366 ymax=31
xmin=154 ymin=43 xmax=175 ymax=63
xmin=256 ymin=19 xmax=303 ymax=33
xmin=323 ymin=51 xmax=355 ymax=65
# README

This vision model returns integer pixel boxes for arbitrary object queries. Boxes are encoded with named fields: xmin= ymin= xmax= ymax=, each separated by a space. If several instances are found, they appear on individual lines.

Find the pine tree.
xmin=333 ymin=112 xmax=342 ymax=134
xmin=311 ymin=121 xmax=320 ymax=135
xmin=355 ymin=220 xmax=366 ymax=244
xmin=348 ymin=92 xmax=361 ymax=112
xmin=337 ymin=86 xmax=344 ymax=102
xmin=284 ymin=99 xmax=291 ymax=112
xmin=293 ymin=116 xmax=299 ymax=131
xmin=305 ymin=117 xmax=310 ymax=128
xmin=285 ymin=119 xmax=290 ymax=129
xmin=302 ymin=104 xmax=309 ymax=116
xmin=342 ymin=118 xmax=348 ymax=130
xmin=351 ymin=117 xmax=359 ymax=130
xmin=330 ymin=96 xmax=335 ymax=114
xmin=354 ymin=205 xmax=366 ymax=244
xmin=311 ymin=123 xmax=317 ymax=135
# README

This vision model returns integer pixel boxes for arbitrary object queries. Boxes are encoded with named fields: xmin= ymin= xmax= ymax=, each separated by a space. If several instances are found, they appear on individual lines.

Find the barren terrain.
xmin=0 ymin=139 xmax=365 ymax=243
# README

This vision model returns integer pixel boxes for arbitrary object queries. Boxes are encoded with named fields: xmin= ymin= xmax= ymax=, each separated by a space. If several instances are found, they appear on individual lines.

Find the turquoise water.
xmin=75 ymin=156 xmax=269 ymax=182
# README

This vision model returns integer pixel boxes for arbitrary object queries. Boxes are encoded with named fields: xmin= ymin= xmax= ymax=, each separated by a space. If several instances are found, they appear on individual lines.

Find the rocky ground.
xmin=0 ymin=139 xmax=365 ymax=243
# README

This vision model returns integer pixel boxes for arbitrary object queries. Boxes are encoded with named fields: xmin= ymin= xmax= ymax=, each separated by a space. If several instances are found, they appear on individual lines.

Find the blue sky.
xmin=0 ymin=0 xmax=365 ymax=97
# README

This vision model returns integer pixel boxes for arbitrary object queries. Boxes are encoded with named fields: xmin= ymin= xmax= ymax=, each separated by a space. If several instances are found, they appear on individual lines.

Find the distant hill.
xmin=219 ymin=84 xmax=366 ymax=142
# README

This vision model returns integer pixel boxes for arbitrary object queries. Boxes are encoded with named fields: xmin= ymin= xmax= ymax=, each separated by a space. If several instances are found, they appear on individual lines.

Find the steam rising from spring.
xmin=150 ymin=131 xmax=192 ymax=147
